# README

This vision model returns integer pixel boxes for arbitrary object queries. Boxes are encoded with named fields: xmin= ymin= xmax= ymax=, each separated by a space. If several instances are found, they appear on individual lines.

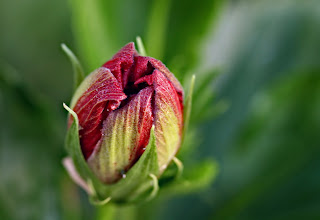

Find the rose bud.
xmin=68 ymin=42 xmax=184 ymax=184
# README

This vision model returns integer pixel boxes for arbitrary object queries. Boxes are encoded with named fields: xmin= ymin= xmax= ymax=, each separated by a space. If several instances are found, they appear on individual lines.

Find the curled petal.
xmin=149 ymin=58 xmax=184 ymax=106
xmin=131 ymin=56 xmax=154 ymax=82
xmin=88 ymin=87 xmax=154 ymax=184
xmin=111 ymin=42 xmax=138 ymax=60
xmin=152 ymin=70 xmax=183 ymax=173
xmin=71 ymin=68 xmax=127 ymax=159
xmin=102 ymin=42 xmax=138 ymax=88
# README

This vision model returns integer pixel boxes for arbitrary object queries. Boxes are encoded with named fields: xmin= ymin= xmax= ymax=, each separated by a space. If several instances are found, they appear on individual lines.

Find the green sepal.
xmin=104 ymin=126 xmax=159 ymax=203
xmin=136 ymin=36 xmax=147 ymax=56
xmin=182 ymin=74 xmax=195 ymax=145
xmin=63 ymin=104 xmax=160 ymax=204
xmin=172 ymin=157 xmax=184 ymax=179
xmin=63 ymin=103 xmax=106 ymax=189
xmin=146 ymin=174 xmax=159 ymax=201
xmin=61 ymin=44 xmax=85 ymax=91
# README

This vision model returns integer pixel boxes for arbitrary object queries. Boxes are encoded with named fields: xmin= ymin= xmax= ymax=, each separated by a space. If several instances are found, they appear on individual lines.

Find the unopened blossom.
xmin=68 ymin=43 xmax=183 ymax=184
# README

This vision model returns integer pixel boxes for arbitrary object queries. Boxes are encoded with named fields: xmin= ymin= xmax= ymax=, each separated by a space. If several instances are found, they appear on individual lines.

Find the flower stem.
xmin=96 ymin=204 xmax=137 ymax=220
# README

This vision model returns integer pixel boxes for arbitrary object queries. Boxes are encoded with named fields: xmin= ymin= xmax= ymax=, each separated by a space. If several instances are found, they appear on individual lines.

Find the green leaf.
xmin=159 ymin=159 xmax=218 ymax=196
xmin=145 ymin=0 xmax=171 ymax=60
xmin=69 ymin=0 xmax=224 ymax=79
xmin=190 ymin=69 xmax=229 ymax=123
xmin=69 ymin=0 xmax=152 ymax=70
xmin=68 ymin=0 xmax=117 ymax=70
xmin=163 ymin=0 xmax=225 ymax=77
xmin=61 ymin=44 xmax=85 ymax=90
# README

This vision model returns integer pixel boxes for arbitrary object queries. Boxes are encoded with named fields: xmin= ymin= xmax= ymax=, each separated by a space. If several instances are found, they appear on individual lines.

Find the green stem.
xmin=96 ymin=204 xmax=137 ymax=220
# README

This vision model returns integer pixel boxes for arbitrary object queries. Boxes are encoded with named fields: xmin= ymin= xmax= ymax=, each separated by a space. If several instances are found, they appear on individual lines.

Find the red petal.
xmin=149 ymin=58 xmax=184 ymax=107
xmin=72 ymin=68 xmax=127 ymax=159
xmin=112 ymin=42 xmax=138 ymax=59
xmin=152 ymin=70 xmax=183 ymax=172
xmin=131 ymin=56 xmax=154 ymax=82
xmin=102 ymin=42 xmax=138 ymax=89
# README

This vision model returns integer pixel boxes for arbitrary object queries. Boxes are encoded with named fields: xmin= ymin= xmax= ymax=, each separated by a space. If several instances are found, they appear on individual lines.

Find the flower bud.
xmin=68 ymin=43 xmax=184 ymax=184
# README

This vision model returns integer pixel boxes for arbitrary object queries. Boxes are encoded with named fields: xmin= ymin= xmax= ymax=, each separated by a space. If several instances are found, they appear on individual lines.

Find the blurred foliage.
xmin=1 ymin=0 xmax=320 ymax=220
xmin=68 ymin=0 xmax=223 ymax=78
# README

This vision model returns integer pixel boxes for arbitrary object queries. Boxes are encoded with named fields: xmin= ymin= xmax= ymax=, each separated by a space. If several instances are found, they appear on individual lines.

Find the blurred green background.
xmin=1 ymin=0 xmax=320 ymax=219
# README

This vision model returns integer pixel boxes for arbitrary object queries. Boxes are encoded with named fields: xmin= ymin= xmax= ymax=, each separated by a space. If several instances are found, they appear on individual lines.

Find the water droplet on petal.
xmin=120 ymin=170 xmax=126 ymax=179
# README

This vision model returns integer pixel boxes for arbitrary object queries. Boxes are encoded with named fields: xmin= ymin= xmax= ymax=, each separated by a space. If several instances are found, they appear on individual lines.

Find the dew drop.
xmin=120 ymin=170 xmax=126 ymax=179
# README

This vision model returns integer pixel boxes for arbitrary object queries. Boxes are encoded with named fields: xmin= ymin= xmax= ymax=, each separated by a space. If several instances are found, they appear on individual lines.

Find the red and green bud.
xmin=68 ymin=43 xmax=184 ymax=184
